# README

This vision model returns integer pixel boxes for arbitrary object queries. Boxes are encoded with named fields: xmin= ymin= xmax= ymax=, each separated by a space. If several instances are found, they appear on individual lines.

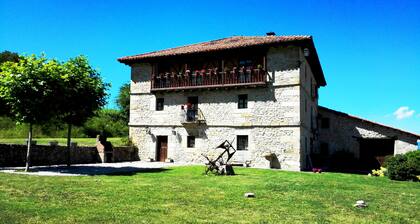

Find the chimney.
xmin=266 ymin=32 xmax=276 ymax=36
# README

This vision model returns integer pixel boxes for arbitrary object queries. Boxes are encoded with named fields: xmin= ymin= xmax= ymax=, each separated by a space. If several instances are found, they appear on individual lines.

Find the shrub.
xmin=369 ymin=167 xmax=387 ymax=177
xmin=385 ymin=151 xmax=420 ymax=181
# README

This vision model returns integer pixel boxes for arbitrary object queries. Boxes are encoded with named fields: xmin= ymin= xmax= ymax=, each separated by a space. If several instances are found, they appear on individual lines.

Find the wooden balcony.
xmin=151 ymin=67 xmax=268 ymax=91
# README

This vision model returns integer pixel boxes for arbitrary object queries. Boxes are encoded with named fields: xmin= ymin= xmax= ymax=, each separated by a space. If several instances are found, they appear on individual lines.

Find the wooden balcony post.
xmin=221 ymin=60 xmax=224 ymax=85
xmin=263 ymin=56 xmax=266 ymax=70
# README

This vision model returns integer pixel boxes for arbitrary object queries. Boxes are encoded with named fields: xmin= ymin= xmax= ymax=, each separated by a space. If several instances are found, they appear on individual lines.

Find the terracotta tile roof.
xmin=118 ymin=35 xmax=326 ymax=86
xmin=319 ymin=106 xmax=420 ymax=138
xmin=118 ymin=35 xmax=312 ymax=62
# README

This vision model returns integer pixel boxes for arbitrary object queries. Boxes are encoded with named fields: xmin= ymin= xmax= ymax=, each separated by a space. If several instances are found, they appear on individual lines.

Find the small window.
xmin=321 ymin=118 xmax=330 ymax=129
xmin=320 ymin=142 xmax=329 ymax=155
xmin=238 ymin=94 xmax=248 ymax=109
xmin=187 ymin=136 xmax=195 ymax=148
xmin=237 ymin=135 xmax=248 ymax=151
xmin=156 ymin=98 xmax=164 ymax=111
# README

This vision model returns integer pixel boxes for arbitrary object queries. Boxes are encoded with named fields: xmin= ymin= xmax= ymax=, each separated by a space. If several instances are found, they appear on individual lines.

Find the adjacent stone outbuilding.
xmin=317 ymin=106 xmax=419 ymax=170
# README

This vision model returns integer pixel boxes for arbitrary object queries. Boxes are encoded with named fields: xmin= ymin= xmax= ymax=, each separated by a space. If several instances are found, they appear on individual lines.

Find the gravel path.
xmin=0 ymin=161 xmax=193 ymax=176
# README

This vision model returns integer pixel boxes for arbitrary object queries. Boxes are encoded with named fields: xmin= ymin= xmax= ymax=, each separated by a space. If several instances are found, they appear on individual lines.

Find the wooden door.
xmin=187 ymin=96 xmax=199 ymax=121
xmin=187 ymin=96 xmax=198 ymax=108
xmin=157 ymin=136 xmax=168 ymax=162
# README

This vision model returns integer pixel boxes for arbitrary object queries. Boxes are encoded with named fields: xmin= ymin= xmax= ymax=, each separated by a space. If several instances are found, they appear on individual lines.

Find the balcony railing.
xmin=180 ymin=108 xmax=206 ymax=124
xmin=151 ymin=67 xmax=267 ymax=91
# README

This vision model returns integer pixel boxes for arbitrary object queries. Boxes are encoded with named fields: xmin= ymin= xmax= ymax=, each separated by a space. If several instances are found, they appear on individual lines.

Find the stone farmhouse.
xmin=118 ymin=33 xmax=419 ymax=171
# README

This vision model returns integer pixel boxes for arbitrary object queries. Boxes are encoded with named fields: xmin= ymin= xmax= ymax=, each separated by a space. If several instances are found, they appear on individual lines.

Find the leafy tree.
xmin=0 ymin=51 xmax=19 ymax=65
xmin=55 ymin=55 xmax=109 ymax=166
xmin=83 ymin=109 xmax=128 ymax=137
xmin=0 ymin=51 xmax=19 ymax=116
xmin=0 ymin=54 xmax=61 ymax=171
xmin=116 ymin=83 xmax=130 ymax=122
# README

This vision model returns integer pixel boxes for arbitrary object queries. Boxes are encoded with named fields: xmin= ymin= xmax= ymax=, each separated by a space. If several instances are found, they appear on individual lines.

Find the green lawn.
xmin=0 ymin=166 xmax=418 ymax=223
xmin=0 ymin=137 xmax=126 ymax=147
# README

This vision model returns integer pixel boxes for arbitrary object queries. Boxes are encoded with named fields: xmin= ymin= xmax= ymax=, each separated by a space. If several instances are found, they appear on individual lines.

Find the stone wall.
xmin=318 ymin=107 xmax=419 ymax=158
xmin=128 ymin=46 xmax=305 ymax=171
xmin=0 ymin=144 xmax=139 ymax=167
xmin=130 ymin=86 xmax=301 ymax=127
xmin=130 ymin=126 xmax=301 ymax=170
xmin=298 ymin=47 xmax=320 ymax=169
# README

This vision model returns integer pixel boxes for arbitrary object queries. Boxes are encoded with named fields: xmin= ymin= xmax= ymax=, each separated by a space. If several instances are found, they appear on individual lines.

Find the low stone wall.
xmin=113 ymin=146 xmax=139 ymax=162
xmin=0 ymin=144 xmax=139 ymax=167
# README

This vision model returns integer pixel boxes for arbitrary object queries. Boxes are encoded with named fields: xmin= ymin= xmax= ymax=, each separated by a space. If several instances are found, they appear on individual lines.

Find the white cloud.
xmin=393 ymin=106 xmax=415 ymax=120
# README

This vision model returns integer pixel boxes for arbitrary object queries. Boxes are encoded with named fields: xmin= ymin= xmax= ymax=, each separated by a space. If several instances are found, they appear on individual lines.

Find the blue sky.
xmin=1 ymin=0 xmax=419 ymax=134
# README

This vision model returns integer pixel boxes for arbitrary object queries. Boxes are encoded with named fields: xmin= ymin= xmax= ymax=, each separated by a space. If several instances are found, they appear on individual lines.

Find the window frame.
xmin=321 ymin=118 xmax=330 ymax=129
xmin=238 ymin=94 xmax=248 ymax=109
xmin=237 ymin=135 xmax=249 ymax=151
xmin=156 ymin=98 xmax=164 ymax=111
xmin=187 ymin=136 xmax=195 ymax=148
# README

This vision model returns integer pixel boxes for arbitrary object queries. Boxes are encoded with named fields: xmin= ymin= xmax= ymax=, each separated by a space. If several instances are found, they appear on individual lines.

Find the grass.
xmin=0 ymin=137 xmax=126 ymax=147
xmin=0 ymin=166 xmax=419 ymax=223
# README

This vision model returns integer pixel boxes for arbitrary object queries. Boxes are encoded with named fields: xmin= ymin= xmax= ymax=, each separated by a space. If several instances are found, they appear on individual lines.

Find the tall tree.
xmin=116 ymin=83 xmax=130 ymax=122
xmin=0 ymin=54 xmax=61 ymax=171
xmin=0 ymin=51 xmax=19 ymax=116
xmin=56 ymin=55 xmax=109 ymax=166
xmin=0 ymin=51 xmax=19 ymax=65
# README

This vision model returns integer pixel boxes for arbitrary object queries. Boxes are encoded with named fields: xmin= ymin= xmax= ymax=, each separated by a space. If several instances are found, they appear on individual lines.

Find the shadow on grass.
xmin=29 ymin=165 xmax=170 ymax=176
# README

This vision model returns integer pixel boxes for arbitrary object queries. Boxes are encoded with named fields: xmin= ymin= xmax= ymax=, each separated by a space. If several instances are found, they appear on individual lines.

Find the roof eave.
xmin=319 ymin=106 xmax=420 ymax=138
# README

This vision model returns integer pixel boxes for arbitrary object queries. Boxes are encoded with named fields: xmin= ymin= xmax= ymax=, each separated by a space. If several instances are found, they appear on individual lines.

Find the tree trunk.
xmin=66 ymin=123 xmax=72 ymax=166
xmin=25 ymin=123 xmax=33 ymax=172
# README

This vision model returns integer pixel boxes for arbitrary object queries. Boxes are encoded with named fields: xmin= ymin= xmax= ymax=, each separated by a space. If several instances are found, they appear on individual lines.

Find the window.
xmin=156 ymin=98 xmax=164 ymax=111
xmin=321 ymin=118 xmax=330 ymax=129
xmin=187 ymin=136 xmax=195 ymax=148
xmin=238 ymin=94 xmax=248 ymax=109
xmin=237 ymin=135 xmax=248 ymax=151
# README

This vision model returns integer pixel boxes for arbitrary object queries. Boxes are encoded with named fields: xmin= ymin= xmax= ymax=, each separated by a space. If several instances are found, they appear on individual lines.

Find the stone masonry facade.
xmin=128 ymin=46 xmax=315 ymax=171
